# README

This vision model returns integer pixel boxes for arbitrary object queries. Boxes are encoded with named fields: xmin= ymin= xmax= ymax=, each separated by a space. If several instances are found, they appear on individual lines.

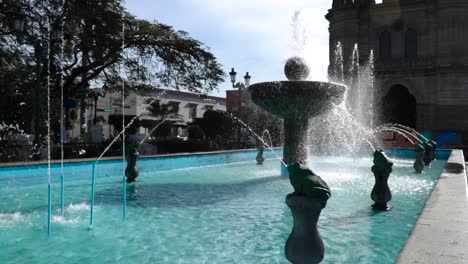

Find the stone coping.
xmin=0 ymin=147 xmax=282 ymax=168
xmin=396 ymin=149 xmax=468 ymax=264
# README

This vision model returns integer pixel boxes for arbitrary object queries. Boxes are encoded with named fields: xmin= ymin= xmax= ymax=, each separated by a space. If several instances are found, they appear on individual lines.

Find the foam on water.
xmin=66 ymin=203 xmax=90 ymax=212
xmin=0 ymin=212 xmax=24 ymax=228
xmin=52 ymin=215 xmax=80 ymax=225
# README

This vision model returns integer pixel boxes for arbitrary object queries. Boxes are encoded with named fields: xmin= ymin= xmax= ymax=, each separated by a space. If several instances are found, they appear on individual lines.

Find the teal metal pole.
xmin=47 ymin=183 xmax=51 ymax=237
xmin=60 ymin=175 xmax=64 ymax=215
xmin=90 ymin=163 xmax=96 ymax=226
xmin=122 ymin=176 xmax=126 ymax=220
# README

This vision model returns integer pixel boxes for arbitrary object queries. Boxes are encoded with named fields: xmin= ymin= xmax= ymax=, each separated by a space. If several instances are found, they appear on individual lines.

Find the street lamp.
xmin=229 ymin=67 xmax=251 ymax=89
xmin=229 ymin=67 xmax=252 ymax=148
xmin=229 ymin=68 xmax=237 ymax=88
xmin=244 ymin=72 xmax=251 ymax=87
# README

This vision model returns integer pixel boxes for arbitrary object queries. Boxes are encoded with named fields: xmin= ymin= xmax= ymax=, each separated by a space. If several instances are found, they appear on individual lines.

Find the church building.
xmin=326 ymin=0 xmax=468 ymax=145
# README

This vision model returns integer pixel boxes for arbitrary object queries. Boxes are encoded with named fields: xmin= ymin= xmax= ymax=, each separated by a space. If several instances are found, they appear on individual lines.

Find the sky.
xmin=124 ymin=0 xmax=332 ymax=97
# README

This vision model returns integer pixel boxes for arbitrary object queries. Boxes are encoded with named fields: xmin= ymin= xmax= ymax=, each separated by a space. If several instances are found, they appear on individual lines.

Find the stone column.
xmin=283 ymin=114 xmax=310 ymax=166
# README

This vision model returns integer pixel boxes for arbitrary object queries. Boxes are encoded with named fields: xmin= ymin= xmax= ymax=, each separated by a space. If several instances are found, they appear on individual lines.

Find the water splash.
xmin=120 ymin=10 xmax=127 ymax=221
xmin=367 ymin=50 xmax=375 ymax=128
xmin=94 ymin=90 xmax=167 ymax=162
xmin=45 ymin=9 xmax=52 ymax=236
xmin=291 ymin=10 xmax=309 ymax=56
xmin=261 ymin=130 xmax=273 ymax=147
xmin=224 ymin=112 xmax=286 ymax=166
xmin=374 ymin=127 xmax=416 ymax=145
xmin=59 ymin=0 xmax=67 ymax=216
xmin=332 ymin=42 xmax=345 ymax=83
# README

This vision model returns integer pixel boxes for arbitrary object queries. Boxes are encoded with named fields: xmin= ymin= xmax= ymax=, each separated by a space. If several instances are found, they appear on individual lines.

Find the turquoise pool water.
xmin=0 ymin=151 xmax=447 ymax=263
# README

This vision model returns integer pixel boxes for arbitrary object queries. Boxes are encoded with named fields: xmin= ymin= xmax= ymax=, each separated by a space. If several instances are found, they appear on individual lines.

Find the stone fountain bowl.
xmin=249 ymin=81 xmax=347 ymax=119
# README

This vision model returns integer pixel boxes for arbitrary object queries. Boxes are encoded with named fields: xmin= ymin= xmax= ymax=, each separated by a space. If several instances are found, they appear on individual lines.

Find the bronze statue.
xmin=413 ymin=143 xmax=425 ymax=173
xmin=256 ymin=142 xmax=265 ymax=165
xmin=371 ymin=149 xmax=393 ymax=210
xmin=423 ymin=141 xmax=434 ymax=166
xmin=288 ymin=162 xmax=331 ymax=199
xmin=125 ymin=147 xmax=140 ymax=183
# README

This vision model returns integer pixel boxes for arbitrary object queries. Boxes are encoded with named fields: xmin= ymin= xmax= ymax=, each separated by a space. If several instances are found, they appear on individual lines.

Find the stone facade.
xmin=326 ymin=0 xmax=468 ymax=143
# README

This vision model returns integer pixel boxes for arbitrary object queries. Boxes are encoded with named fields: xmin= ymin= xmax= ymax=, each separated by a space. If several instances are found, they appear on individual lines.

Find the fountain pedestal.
xmin=283 ymin=115 xmax=310 ymax=175
xmin=286 ymin=163 xmax=331 ymax=264
xmin=285 ymin=194 xmax=326 ymax=264
xmin=249 ymin=58 xmax=346 ymax=176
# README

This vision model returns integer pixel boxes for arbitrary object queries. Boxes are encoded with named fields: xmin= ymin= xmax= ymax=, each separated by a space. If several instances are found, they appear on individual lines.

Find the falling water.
xmin=308 ymin=42 xmax=372 ymax=156
xmin=393 ymin=124 xmax=430 ymax=142
xmin=261 ymin=129 xmax=273 ymax=147
xmin=377 ymin=125 xmax=423 ymax=144
xmin=120 ymin=11 xmax=127 ymax=221
xmin=332 ymin=42 xmax=345 ymax=83
xmin=291 ymin=10 xmax=308 ymax=57
xmin=45 ymin=10 xmax=52 ymax=237
xmin=137 ymin=119 xmax=166 ymax=148
xmin=375 ymin=123 xmax=428 ymax=143
xmin=374 ymin=127 xmax=416 ymax=145
xmin=367 ymin=50 xmax=375 ymax=128
xmin=350 ymin=44 xmax=361 ymax=122
xmin=89 ymin=89 xmax=168 ymax=226
xmin=59 ymin=0 xmax=66 ymax=216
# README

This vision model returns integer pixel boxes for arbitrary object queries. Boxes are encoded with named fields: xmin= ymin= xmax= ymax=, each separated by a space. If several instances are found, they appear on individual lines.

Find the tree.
xmin=0 ymin=0 xmax=225 ymax=158
xmin=146 ymin=99 xmax=181 ymax=121
xmin=235 ymin=90 xmax=284 ymax=148
xmin=196 ymin=110 xmax=236 ymax=149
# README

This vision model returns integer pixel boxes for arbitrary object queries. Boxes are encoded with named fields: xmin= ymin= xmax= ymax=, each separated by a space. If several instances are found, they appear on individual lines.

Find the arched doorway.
xmin=381 ymin=85 xmax=417 ymax=128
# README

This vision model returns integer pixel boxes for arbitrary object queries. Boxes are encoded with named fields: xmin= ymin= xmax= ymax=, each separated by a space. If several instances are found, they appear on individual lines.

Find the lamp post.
xmin=229 ymin=68 xmax=252 ymax=148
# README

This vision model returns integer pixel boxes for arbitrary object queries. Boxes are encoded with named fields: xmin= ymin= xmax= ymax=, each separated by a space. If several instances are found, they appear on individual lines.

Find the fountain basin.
xmin=249 ymin=80 xmax=346 ymax=173
xmin=0 ymin=149 xmax=461 ymax=263
xmin=249 ymin=81 xmax=346 ymax=119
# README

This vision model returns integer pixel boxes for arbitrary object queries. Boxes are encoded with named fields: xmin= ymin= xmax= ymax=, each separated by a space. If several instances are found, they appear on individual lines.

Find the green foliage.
xmin=146 ymin=99 xmax=181 ymax=120
xmin=0 ymin=0 xmax=225 ymax=137
xmin=196 ymin=110 xmax=236 ymax=148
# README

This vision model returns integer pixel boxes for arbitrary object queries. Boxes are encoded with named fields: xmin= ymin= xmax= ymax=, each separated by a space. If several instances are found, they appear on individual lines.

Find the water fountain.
xmin=249 ymin=56 xmax=346 ymax=263
xmin=250 ymin=57 xmax=346 ymax=174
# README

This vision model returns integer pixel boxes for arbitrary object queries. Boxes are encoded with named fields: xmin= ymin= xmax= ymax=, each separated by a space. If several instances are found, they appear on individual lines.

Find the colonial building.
xmin=69 ymin=89 xmax=226 ymax=143
xmin=326 ymin=0 xmax=468 ymax=144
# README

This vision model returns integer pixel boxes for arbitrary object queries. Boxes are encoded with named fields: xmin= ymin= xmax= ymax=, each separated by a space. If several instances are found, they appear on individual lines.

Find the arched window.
xmin=379 ymin=30 xmax=392 ymax=63
xmin=405 ymin=28 xmax=417 ymax=59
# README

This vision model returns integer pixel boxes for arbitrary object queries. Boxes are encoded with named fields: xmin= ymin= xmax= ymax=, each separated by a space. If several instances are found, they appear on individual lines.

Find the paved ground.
xmin=397 ymin=150 xmax=468 ymax=264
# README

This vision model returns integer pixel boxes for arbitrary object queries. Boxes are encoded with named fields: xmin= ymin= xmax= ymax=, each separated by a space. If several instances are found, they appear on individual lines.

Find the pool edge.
xmin=396 ymin=149 xmax=468 ymax=264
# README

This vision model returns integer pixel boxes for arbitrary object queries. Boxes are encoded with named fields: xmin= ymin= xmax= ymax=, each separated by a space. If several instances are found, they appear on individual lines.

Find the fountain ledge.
xmin=396 ymin=149 xmax=468 ymax=263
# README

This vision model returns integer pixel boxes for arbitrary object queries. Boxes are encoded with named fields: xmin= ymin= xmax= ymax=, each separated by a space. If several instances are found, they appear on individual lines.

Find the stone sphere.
xmin=284 ymin=57 xmax=310 ymax=81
